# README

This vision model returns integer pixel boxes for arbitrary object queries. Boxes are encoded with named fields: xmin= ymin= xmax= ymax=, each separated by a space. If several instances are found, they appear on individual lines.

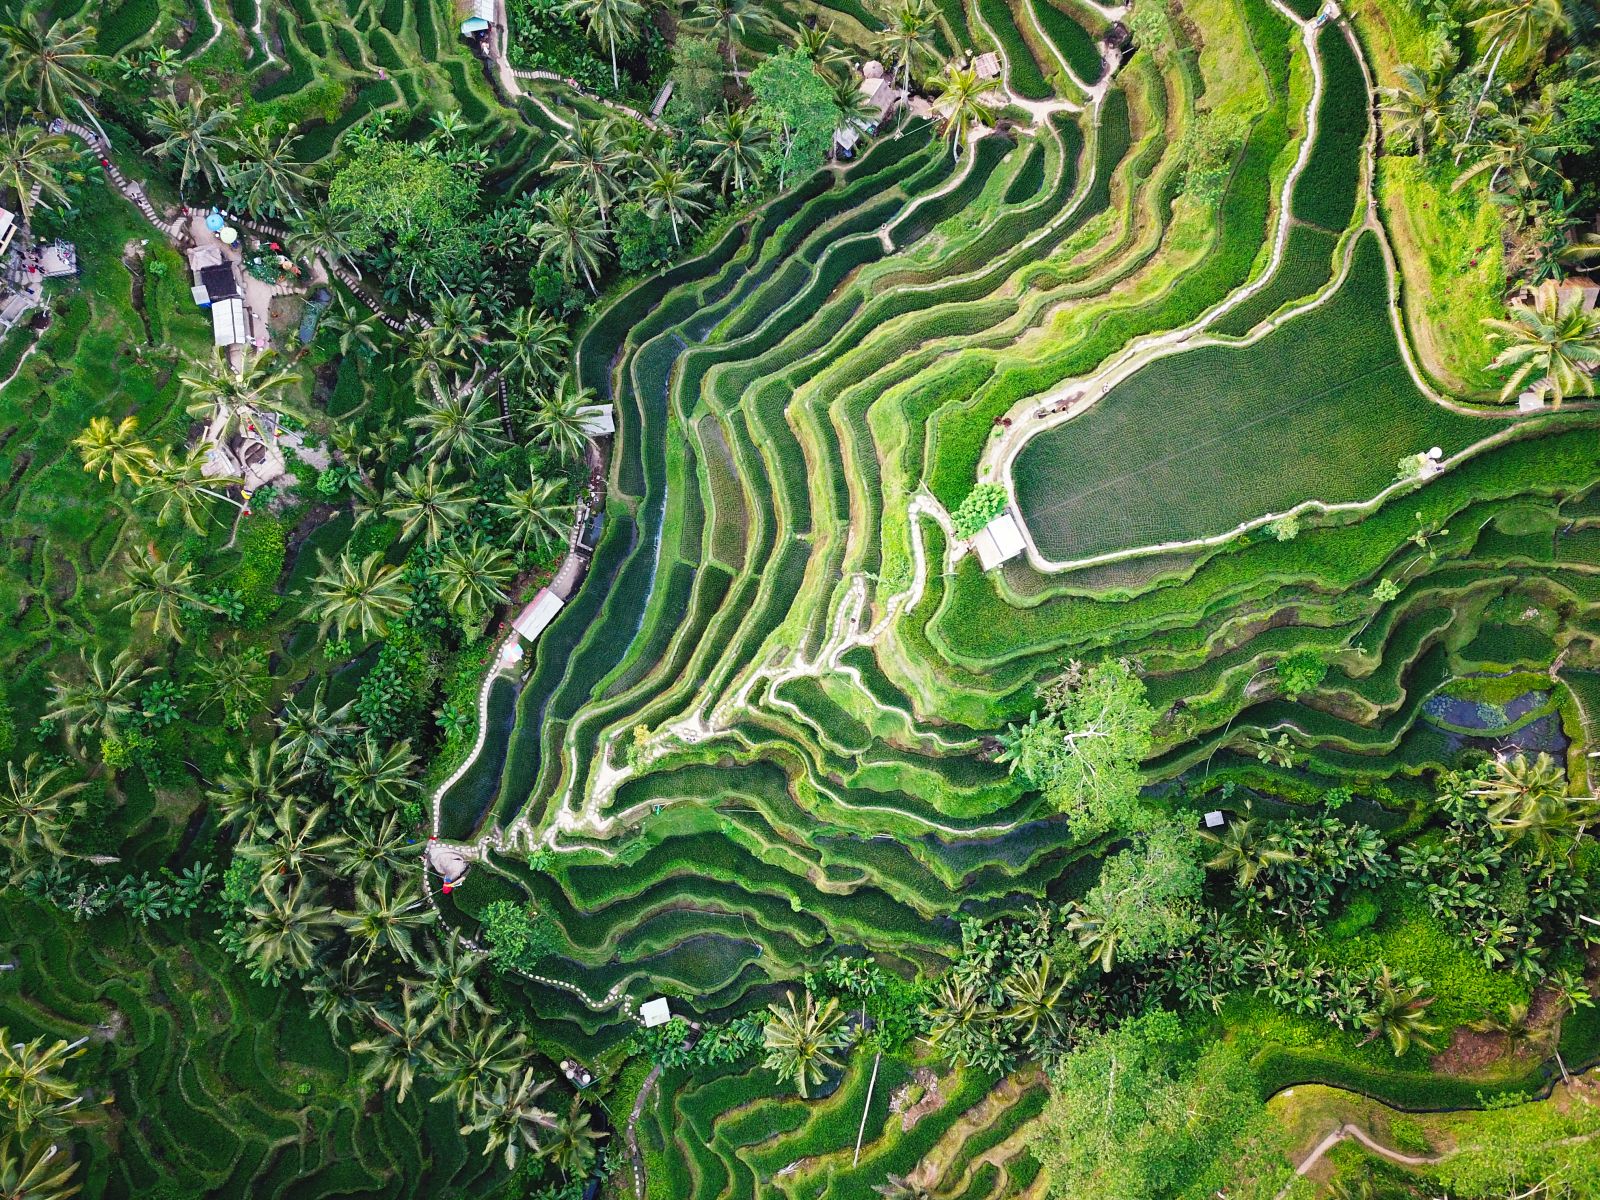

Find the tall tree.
xmin=527 ymin=379 xmax=597 ymax=463
xmin=0 ymin=124 xmax=73 ymax=225
xmin=1359 ymin=967 xmax=1440 ymax=1056
xmin=460 ymin=1069 xmax=557 ymax=1170
xmin=207 ymin=743 xmax=304 ymax=836
xmin=0 ymin=8 xmax=103 ymax=117
xmin=428 ymin=1019 xmax=526 ymax=1111
xmin=73 ymin=415 xmax=155 ymax=486
xmin=563 ymin=0 xmax=644 ymax=91
xmin=544 ymin=1101 xmax=608 ymax=1180
xmin=434 ymin=534 xmax=516 ymax=627
xmin=137 ymin=444 xmax=245 ymax=532
xmin=1482 ymin=279 xmax=1600 ymax=406
xmin=876 ymin=0 xmax=936 ymax=99
xmin=144 ymin=84 xmax=240 ymax=197
xmin=407 ymin=388 xmax=506 ymax=465
xmin=46 ymin=650 xmax=150 ymax=750
xmin=696 ymin=105 xmax=768 ymax=195
xmin=762 ymin=991 xmax=846 ymax=1097
xmin=231 ymin=123 xmax=313 ymax=219
xmin=305 ymin=550 xmax=411 ymax=640
xmin=237 ymin=874 xmax=338 ymax=983
xmin=1459 ymin=0 xmax=1567 ymax=153
xmin=527 ymin=189 xmax=609 ymax=293
xmin=750 ymin=49 xmax=841 ymax=187
xmin=274 ymin=683 xmax=356 ymax=771
xmin=639 ymin=154 xmax=707 ymax=246
xmin=383 ymin=463 xmax=475 ymax=546
xmin=115 ymin=544 xmax=211 ymax=643
xmin=0 ymin=756 xmax=84 ymax=867
xmin=342 ymin=874 xmax=436 ymax=964
xmin=495 ymin=306 xmax=571 ymax=386
xmin=352 ymin=988 xmax=439 ymax=1103
xmin=494 ymin=476 xmax=574 ymax=558
xmin=0 ymin=1134 xmax=81 ymax=1200
xmin=550 ymin=118 xmax=625 ymax=227
xmin=1378 ymin=63 xmax=1449 ymax=156
xmin=331 ymin=736 xmax=419 ymax=813
xmin=929 ymin=62 xmax=999 ymax=159
xmin=688 ymin=0 xmax=772 ymax=72
xmin=0 ymin=1031 xmax=84 ymax=1136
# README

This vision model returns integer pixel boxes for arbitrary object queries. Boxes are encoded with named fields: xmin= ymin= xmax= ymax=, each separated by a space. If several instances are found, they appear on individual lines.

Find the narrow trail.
xmin=1275 ymin=1123 xmax=1443 ymax=1199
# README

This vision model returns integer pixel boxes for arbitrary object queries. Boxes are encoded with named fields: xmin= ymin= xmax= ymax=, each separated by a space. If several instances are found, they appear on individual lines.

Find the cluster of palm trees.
xmin=0 ymin=1028 xmax=87 ymax=1200
xmin=1375 ymin=0 xmax=1600 ymax=400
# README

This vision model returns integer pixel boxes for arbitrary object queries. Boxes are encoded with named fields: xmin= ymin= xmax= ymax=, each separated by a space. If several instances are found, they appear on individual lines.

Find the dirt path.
xmin=1275 ymin=1122 xmax=1443 ymax=1199
xmin=625 ymin=1063 xmax=663 ymax=1198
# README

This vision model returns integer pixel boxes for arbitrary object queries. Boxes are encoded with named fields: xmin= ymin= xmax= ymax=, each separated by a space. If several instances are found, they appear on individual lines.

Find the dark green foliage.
xmin=1295 ymin=25 xmax=1367 ymax=232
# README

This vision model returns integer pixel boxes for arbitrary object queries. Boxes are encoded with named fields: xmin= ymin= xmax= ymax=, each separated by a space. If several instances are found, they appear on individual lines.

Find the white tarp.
xmin=511 ymin=588 xmax=564 ymax=642
xmin=973 ymin=512 xmax=1026 ymax=571
xmin=211 ymin=297 xmax=248 ymax=346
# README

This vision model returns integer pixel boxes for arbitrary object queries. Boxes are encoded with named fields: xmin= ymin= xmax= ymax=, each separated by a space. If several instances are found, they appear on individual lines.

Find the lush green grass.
xmin=1014 ymin=233 xmax=1489 ymax=563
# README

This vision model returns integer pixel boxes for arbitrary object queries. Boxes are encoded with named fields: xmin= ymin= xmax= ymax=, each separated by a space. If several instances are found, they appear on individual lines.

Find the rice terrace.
xmin=1 ymin=0 xmax=1600 ymax=1195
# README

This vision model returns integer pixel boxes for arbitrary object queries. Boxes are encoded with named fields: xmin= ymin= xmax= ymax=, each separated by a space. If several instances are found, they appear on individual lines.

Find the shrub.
xmin=951 ymin=483 xmax=1008 ymax=538
xmin=1277 ymin=650 xmax=1329 ymax=699
xmin=480 ymin=898 xmax=562 ymax=971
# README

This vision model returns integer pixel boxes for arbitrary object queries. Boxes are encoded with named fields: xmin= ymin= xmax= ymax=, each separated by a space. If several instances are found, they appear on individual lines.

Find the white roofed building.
xmin=971 ymin=511 xmax=1026 ymax=571
xmin=511 ymin=588 xmax=565 ymax=643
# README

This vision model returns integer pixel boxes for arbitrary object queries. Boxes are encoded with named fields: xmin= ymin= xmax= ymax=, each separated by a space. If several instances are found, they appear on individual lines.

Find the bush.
xmin=1278 ymin=650 xmax=1329 ymax=699
xmin=480 ymin=898 xmax=562 ymax=971
xmin=951 ymin=483 xmax=1008 ymax=538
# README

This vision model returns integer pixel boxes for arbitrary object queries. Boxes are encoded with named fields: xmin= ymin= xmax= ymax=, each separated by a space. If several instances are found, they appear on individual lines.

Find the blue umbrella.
xmin=205 ymin=211 xmax=225 ymax=232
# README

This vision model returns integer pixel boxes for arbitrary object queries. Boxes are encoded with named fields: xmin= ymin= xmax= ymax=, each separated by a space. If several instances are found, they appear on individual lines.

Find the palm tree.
xmin=207 ymin=743 xmax=303 ymax=836
xmin=428 ymin=1018 xmax=527 ymax=1111
xmin=238 ymin=873 xmax=338 ymax=983
xmin=331 ymin=736 xmax=419 ymax=813
xmin=562 ymin=0 xmax=643 ymax=90
xmin=1200 ymin=807 xmax=1294 ymax=890
xmin=696 ymin=106 xmax=768 ymax=196
xmin=528 ymin=378 xmax=596 ymax=462
xmin=427 ymin=293 xmax=488 ymax=362
xmin=137 ymin=444 xmax=245 ymax=532
xmin=46 ymin=650 xmax=150 ymax=749
xmin=1359 ymin=967 xmax=1440 ymax=1056
xmin=181 ymin=347 xmax=304 ymax=424
xmin=274 ymin=683 xmax=355 ymax=771
xmin=640 ymin=155 xmax=707 ymax=247
xmin=1459 ymin=0 xmax=1566 ymax=154
xmin=0 ymin=1031 xmax=84 ymax=1136
xmin=353 ymin=989 xmax=440 ymax=1103
xmin=877 ymin=0 xmax=935 ymax=99
xmin=460 ymin=1069 xmax=557 ymax=1171
xmin=831 ymin=74 xmax=877 ymax=143
xmin=929 ymin=63 xmax=999 ymax=159
xmin=1378 ymin=63 xmax=1449 ymax=156
xmin=383 ymin=463 xmax=475 ymax=546
xmin=73 ymin=415 xmax=155 ymax=486
xmin=762 ymin=992 xmax=846 ymax=1098
xmin=688 ymin=0 xmax=772 ymax=72
xmin=115 ymin=545 xmax=210 ymax=643
xmin=232 ymin=123 xmax=312 ymax=218
xmin=407 ymin=388 xmax=506 ymax=465
xmin=544 ymin=1100 xmax=608 ymax=1180
xmin=144 ymin=84 xmax=240 ymax=197
xmin=0 ymin=1135 xmax=81 ymax=1200
xmin=1066 ymin=892 xmax=1122 ymax=973
xmin=335 ymin=812 xmax=412 ymax=889
xmin=434 ymin=534 xmax=516 ymax=627
xmin=527 ymin=189 xmax=609 ymax=293
xmin=924 ymin=973 xmax=986 ymax=1053
xmin=1467 ymin=999 xmax=1545 ymax=1057
xmin=292 ymin=203 xmax=363 ymax=270
xmin=193 ymin=642 xmax=272 ymax=730
xmin=320 ymin=293 xmax=387 ymax=361
xmin=305 ymin=550 xmax=411 ymax=640
xmin=495 ymin=476 xmax=574 ymax=558
xmin=304 ymin=958 xmax=383 ymax=1037
xmin=1474 ymin=751 xmax=1596 ymax=859
xmin=0 ymin=9 xmax=103 ymax=118
xmin=873 ymin=1174 xmax=934 ymax=1200
xmin=0 ymin=124 xmax=73 ymax=225
xmin=415 ymin=938 xmax=492 ymax=1032
xmin=241 ymin=800 xmax=347 ymax=879
xmin=1001 ymin=960 xmax=1068 ymax=1044
xmin=342 ymin=874 xmax=437 ymax=964
xmin=794 ymin=22 xmax=848 ymax=70
xmin=550 ymin=118 xmax=625 ymax=226
xmin=495 ymin=306 xmax=571 ymax=387
xmin=1482 ymin=280 xmax=1600 ymax=406
xmin=0 ymin=757 xmax=84 ymax=866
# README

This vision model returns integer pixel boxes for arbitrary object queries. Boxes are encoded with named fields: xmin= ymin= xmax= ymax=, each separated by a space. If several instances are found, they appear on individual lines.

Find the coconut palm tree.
xmin=1378 ymin=63 xmax=1449 ymax=156
xmin=794 ymin=22 xmax=849 ymax=70
xmin=353 ymin=988 xmax=439 ymax=1103
xmin=528 ymin=379 xmax=596 ymax=463
xmin=924 ymin=973 xmax=986 ymax=1053
xmin=0 ymin=1031 xmax=84 ymax=1136
xmin=1482 ymin=280 xmax=1600 ymax=406
xmin=383 ymin=463 xmax=475 ymax=546
xmin=428 ymin=1018 xmax=527 ymax=1111
xmin=1474 ymin=752 xmax=1597 ymax=858
xmin=562 ymin=0 xmax=643 ymax=90
xmin=334 ymin=812 xmax=412 ymax=890
xmin=408 ymin=388 xmax=506 ymax=465
xmin=320 ymin=292 xmax=387 ymax=361
xmin=427 ymin=293 xmax=488 ymax=362
xmin=460 ymin=1069 xmax=557 ymax=1171
xmin=305 ymin=549 xmax=411 ymax=640
xmin=639 ymin=155 xmax=707 ymax=247
xmin=1200 ymin=806 xmax=1294 ymax=890
xmin=688 ymin=0 xmax=772 ymax=72
xmin=696 ymin=106 xmax=768 ymax=196
xmin=137 ymin=444 xmax=245 ymax=532
xmin=73 ymin=415 xmax=155 ymax=486
xmin=1455 ymin=101 xmax=1567 ymax=196
xmin=1066 ymin=892 xmax=1122 ymax=973
xmin=495 ymin=476 xmax=574 ymax=558
xmin=292 ymin=203 xmax=363 ymax=270
xmin=0 ymin=9 xmax=103 ymax=118
xmin=415 ymin=938 xmax=492 ymax=1032
xmin=193 ymin=642 xmax=272 ymax=730
xmin=304 ymin=958 xmax=384 ymax=1038
xmin=238 ymin=873 xmax=338 ymax=983
xmin=550 ymin=118 xmax=626 ymax=227
xmin=241 ymin=800 xmax=347 ymax=879
xmin=1359 ymin=967 xmax=1440 ymax=1056
xmin=342 ymin=874 xmax=436 ymax=964
xmin=144 ymin=84 xmax=240 ymax=197
xmin=181 ymin=347 xmax=304 ymax=424
xmin=495 ymin=306 xmax=571 ymax=386
xmin=831 ymin=73 xmax=877 ymax=137
xmin=1458 ymin=0 xmax=1566 ymax=154
xmin=762 ymin=991 xmax=846 ymax=1098
xmin=232 ymin=122 xmax=313 ymax=219
xmin=331 ymin=736 xmax=419 ymax=813
xmin=274 ymin=683 xmax=356 ymax=771
xmin=434 ymin=534 xmax=516 ymax=627
xmin=207 ymin=743 xmax=304 ymax=836
xmin=545 ymin=1100 xmax=608 ymax=1180
xmin=0 ymin=123 xmax=73 ymax=225
xmin=876 ymin=0 xmax=936 ymax=98
xmin=930 ymin=63 xmax=998 ymax=159
xmin=0 ymin=757 xmax=84 ymax=867
xmin=115 ymin=545 xmax=210 ymax=644
xmin=1000 ymin=959 xmax=1068 ymax=1044
xmin=1467 ymin=999 xmax=1545 ymax=1057
xmin=527 ymin=189 xmax=609 ymax=293
xmin=0 ymin=1134 xmax=80 ymax=1200
xmin=46 ymin=650 xmax=150 ymax=750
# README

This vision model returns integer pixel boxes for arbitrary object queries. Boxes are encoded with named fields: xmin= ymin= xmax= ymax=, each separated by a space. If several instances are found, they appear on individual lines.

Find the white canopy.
xmin=972 ymin=511 xmax=1026 ymax=571
xmin=211 ymin=297 xmax=248 ymax=347
xmin=511 ymin=588 xmax=564 ymax=642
